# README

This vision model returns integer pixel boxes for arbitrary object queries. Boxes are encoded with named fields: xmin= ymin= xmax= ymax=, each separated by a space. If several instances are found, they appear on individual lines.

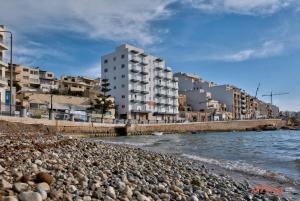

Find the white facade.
xmin=101 ymin=44 xmax=179 ymax=121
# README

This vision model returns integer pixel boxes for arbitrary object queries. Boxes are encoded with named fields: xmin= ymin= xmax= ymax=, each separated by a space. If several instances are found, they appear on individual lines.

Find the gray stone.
xmin=107 ymin=186 xmax=116 ymax=199
xmin=18 ymin=192 xmax=43 ymax=201
xmin=37 ymin=188 xmax=47 ymax=200
xmin=13 ymin=182 xmax=29 ymax=193
xmin=68 ymin=185 xmax=77 ymax=193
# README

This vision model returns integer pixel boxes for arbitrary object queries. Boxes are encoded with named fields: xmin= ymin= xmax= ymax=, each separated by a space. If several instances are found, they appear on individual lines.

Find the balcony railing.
xmin=129 ymin=75 xmax=141 ymax=82
xmin=155 ymin=72 xmax=164 ymax=78
xmin=140 ymin=67 xmax=149 ymax=75
xmin=129 ymin=54 xmax=139 ymax=63
xmin=130 ymin=64 xmax=140 ymax=73
xmin=141 ymin=59 xmax=149 ymax=66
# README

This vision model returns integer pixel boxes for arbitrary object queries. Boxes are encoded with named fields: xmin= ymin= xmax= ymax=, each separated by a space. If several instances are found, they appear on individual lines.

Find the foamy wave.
xmin=182 ymin=154 xmax=296 ymax=184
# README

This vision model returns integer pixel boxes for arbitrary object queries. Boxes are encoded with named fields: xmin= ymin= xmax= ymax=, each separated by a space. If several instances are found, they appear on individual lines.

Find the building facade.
xmin=101 ymin=44 xmax=179 ymax=121
xmin=58 ymin=76 xmax=100 ymax=95
xmin=0 ymin=25 xmax=8 ymax=112
xmin=6 ymin=64 xmax=56 ymax=93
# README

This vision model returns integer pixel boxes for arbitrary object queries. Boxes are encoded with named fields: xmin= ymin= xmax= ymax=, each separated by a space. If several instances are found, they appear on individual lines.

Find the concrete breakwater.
xmin=0 ymin=116 xmax=286 ymax=137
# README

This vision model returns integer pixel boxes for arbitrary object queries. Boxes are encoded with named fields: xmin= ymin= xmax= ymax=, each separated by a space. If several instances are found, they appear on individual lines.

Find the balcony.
xmin=155 ymin=72 xmax=164 ymax=78
xmin=0 ymin=60 xmax=8 ymax=67
xmin=131 ymin=106 xmax=151 ymax=113
xmin=129 ymin=76 xmax=141 ymax=82
xmin=164 ymin=67 xmax=172 ymax=72
xmin=130 ymin=89 xmax=141 ymax=93
xmin=140 ymin=67 xmax=149 ymax=75
xmin=140 ymin=87 xmax=149 ymax=94
xmin=141 ymin=58 xmax=149 ymax=66
xmin=129 ymin=54 xmax=139 ymax=63
xmin=130 ymin=65 xmax=140 ymax=73
xmin=0 ymin=76 xmax=7 ymax=86
xmin=155 ymin=64 xmax=163 ymax=70
xmin=155 ymin=82 xmax=164 ymax=87
xmin=130 ymin=99 xmax=140 ymax=103
xmin=0 ymin=42 xmax=7 ymax=50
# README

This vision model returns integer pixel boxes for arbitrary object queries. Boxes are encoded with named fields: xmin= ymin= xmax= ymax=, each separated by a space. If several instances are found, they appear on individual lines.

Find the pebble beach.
xmin=0 ymin=128 xmax=292 ymax=201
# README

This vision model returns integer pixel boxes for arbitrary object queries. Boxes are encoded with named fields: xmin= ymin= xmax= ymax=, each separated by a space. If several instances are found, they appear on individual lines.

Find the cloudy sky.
xmin=0 ymin=0 xmax=299 ymax=111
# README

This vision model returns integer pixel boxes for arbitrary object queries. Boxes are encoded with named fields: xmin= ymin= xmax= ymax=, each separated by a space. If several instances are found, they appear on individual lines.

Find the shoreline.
xmin=1 ymin=131 xmax=298 ymax=200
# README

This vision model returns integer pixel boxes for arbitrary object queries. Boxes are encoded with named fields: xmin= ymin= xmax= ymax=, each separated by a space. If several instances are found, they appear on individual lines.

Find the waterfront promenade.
xmin=0 ymin=115 xmax=286 ymax=137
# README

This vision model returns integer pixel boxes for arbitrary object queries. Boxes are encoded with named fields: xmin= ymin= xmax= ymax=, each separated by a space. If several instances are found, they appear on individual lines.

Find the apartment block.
xmin=58 ymin=76 xmax=100 ymax=95
xmin=101 ymin=44 xmax=179 ymax=121
xmin=0 ymin=25 xmax=8 ymax=112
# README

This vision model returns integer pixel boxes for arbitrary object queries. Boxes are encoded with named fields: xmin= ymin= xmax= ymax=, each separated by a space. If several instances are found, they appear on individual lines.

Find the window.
xmin=104 ymin=59 xmax=108 ymax=63
xmin=122 ymin=105 xmax=125 ymax=108
xmin=113 ymin=86 xmax=116 ymax=89
xmin=23 ymin=68 xmax=29 ymax=72
xmin=121 ymin=54 xmax=125 ymax=59
xmin=113 ymin=57 xmax=116 ymax=61
xmin=122 ymin=95 xmax=125 ymax=98
xmin=121 ymin=84 xmax=125 ymax=88
xmin=113 ymin=66 xmax=116 ymax=70
xmin=104 ymin=68 xmax=108 ymax=73
xmin=121 ymin=64 xmax=125 ymax=68
xmin=64 ymin=78 xmax=68 ymax=81
xmin=121 ymin=75 xmax=125 ymax=78
xmin=113 ymin=76 xmax=116 ymax=80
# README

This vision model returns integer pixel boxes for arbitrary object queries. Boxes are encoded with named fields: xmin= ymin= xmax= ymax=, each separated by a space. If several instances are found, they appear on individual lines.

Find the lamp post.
xmin=0 ymin=30 xmax=13 ymax=116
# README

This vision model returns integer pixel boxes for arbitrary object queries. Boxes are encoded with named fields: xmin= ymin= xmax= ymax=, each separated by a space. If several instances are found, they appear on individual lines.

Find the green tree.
xmin=92 ymin=79 xmax=114 ymax=122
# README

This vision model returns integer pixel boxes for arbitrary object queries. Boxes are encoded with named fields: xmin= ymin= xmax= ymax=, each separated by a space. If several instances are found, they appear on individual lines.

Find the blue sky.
xmin=0 ymin=0 xmax=299 ymax=111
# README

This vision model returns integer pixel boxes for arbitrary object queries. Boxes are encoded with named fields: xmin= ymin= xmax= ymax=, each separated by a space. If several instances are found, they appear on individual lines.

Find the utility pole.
xmin=0 ymin=29 xmax=13 ymax=116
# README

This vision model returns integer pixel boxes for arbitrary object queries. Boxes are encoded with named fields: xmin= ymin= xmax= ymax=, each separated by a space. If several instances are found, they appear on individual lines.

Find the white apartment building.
xmin=0 ymin=25 xmax=8 ymax=112
xmin=101 ymin=44 xmax=179 ymax=121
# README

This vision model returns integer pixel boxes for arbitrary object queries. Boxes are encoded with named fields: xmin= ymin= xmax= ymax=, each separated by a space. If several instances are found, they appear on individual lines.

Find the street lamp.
xmin=0 ymin=29 xmax=13 ymax=116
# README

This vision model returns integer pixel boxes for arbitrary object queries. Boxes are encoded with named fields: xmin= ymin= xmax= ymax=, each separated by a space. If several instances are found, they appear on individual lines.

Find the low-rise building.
xmin=58 ymin=76 xmax=100 ymax=95
xmin=39 ymin=69 xmax=57 ymax=92
xmin=18 ymin=92 xmax=115 ymax=122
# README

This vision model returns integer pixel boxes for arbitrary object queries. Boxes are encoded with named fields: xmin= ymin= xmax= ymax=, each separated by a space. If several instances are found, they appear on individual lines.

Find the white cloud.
xmin=214 ymin=41 xmax=284 ymax=62
xmin=185 ymin=0 xmax=294 ymax=15
xmin=0 ymin=0 xmax=175 ymax=46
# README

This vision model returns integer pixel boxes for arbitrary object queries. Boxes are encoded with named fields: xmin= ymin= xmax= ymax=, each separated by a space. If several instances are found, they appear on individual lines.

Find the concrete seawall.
xmin=0 ymin=116 xmax=286 ymax=137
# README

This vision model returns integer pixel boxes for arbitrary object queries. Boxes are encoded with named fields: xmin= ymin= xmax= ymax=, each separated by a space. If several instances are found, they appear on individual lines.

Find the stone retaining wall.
xmin=0 ymin=116 xmax=286 ymax=137
xmin=126 ymin=119 xmax=286 ymax=135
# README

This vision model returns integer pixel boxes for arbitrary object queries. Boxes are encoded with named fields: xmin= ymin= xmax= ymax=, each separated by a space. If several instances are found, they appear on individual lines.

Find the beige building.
xmin=6 ymin=64 xmax=56 ymax=92
xmin=58 ymin=76 xmax=100 ymax=95
xmin=0 ymin=25 xmax=8 ymax=112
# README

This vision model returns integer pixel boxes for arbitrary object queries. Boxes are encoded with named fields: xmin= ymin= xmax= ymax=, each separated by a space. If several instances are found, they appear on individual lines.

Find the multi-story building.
xmin=0 ymin=25 xmax=8 ymax=112
xmin=39 ymin=69 xmax=56 ymax=92
xmin=101 ymin=44 xmax=179 ymax=121
xmin=5 ymin=64 xmax=56 ymax=93
xmin=58 ymin=76 xmax=100 ymax=95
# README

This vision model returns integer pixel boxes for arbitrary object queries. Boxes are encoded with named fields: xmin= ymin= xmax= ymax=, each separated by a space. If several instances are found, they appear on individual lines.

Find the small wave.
xmin=182 ymin=154 xmax=297 ymax=185
xmin=99 ymin=140 xmax=154 ymax=147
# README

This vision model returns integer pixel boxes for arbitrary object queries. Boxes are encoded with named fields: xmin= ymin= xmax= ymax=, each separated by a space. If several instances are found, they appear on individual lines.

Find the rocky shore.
xmin=0 ymin=130 xmax=291 ymax=201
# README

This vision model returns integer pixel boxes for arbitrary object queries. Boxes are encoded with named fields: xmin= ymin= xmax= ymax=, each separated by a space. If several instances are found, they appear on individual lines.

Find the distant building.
xmin=101 ymin=44 xmax=179 ymax=122
xmin=6 ymin=64 xmax=56 ymax=93
xmin=58 ymin=75 xmax=100 ymax=95
xmin=174 ymin=72 xmax=277 ymax=120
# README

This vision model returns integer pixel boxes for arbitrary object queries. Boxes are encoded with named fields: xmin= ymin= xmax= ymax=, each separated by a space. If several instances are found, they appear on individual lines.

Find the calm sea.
xmin=97 ymin=130 xmax=300 ymax=185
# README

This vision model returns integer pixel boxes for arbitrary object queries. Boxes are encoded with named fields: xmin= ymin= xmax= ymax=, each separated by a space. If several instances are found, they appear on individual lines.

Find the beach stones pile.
xmin=0 ymin=137 xmax=288 ymax=201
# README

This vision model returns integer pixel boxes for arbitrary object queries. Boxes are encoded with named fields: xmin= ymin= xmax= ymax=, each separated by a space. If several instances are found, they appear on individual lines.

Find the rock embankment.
xmin=0 ymin=136 xmax=287 ymax=201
